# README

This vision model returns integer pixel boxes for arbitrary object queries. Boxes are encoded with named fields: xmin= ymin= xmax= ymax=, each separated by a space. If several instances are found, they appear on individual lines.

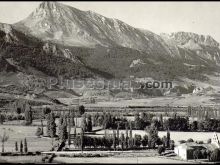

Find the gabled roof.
xmin=177 ymin=142 xmax=218 ymax=151
xmin=177 ymin=142 xmax=203 ymax=149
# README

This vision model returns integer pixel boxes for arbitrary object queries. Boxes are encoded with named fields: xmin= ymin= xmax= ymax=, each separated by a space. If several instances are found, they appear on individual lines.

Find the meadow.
xmin=1 ymin=123 xmax=219 ymax=153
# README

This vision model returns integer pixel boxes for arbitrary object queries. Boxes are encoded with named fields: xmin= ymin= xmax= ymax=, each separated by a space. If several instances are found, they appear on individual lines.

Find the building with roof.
xmin=174 ymin=142 xmax=206 ymax=160
xmin=174 ymin=132 xmax=220 ymax=160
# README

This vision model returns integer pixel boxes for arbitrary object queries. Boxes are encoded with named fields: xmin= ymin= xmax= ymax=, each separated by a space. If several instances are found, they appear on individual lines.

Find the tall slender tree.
xmin=167 ymin=129 xmax=170 ymax=148
xmin=20 ymin=140 xmax=23 ymax=153
xmin=129 ymin=121 xmax=133 ymax=148
xmin=0 ymin=113 xmax=4 ymax=124
xmin=120 ymin=133 xmax=125 ymax=151
xmin=87 ymin=114 xmax=93 ymax=132
xmin=46 ymin=112 xmax=56 ymax=138
xmin=15 ymin=141 xmax=18 ymax=152
xmin=80 ymin=127 xmax=84 ymax=152
xmin=134 ymin=112 xmax=140 ymax=129
xmin=24 ymin=138 xmax=28 ymax=153
xmin=58 ymin=115 xmax=68 ymax=143
xmin=142 ymin=135 xmax=148 ymax=148
xmin=78 ymin=105 xmax=85 ymax=116
xmin=24 ymin=103 xmax=32 ymax=125
xmin=125 ymin=125 xmax=129 ymax=149
xmin=40 ymin=119 xmax=44 ymax=136
xmin=116 ymin=123 xmax=120 ymax=139
xmin=74 ymin=126 xmax=77 ymax=138
xmin=160 ymin=114 xmax=163 ymax=130
xmin=0 ymin=131 xmax=9 ymax=153
xmin=70 ymin=111 xmax=75 ymax=127
xmin=81 ymin=114 xmax=87 ymax=132
xmin=147 ymin=125 xmax=159 ymax=149
xmin=113 ymin=130 xmax=116 ymax=151
xmin=68 ymin=116 xmax=71 ymax=147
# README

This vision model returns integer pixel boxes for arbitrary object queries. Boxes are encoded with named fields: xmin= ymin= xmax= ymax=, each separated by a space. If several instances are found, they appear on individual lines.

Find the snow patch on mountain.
xmin=130 ymin=59 xmax=146 ymax=68
xmin=182 ymin=39 xmax=202 ymax=50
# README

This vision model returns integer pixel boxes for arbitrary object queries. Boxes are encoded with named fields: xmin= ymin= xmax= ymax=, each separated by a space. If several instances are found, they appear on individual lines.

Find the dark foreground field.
xmin=0 ymin=155 xmax=43 ymax=163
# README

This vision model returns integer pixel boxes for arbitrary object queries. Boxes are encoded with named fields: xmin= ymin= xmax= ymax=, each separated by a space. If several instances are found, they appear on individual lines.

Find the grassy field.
xmin=0 ymin=150 xmax=194 ymax=164
xmin=96 ymin=129 xmax=220 ymax=144
xmin=42 ymin=149 xmax=192 ymax=164
xmin=0 ymin=123 xmax=97 ymax=153
xmin=54 ymin=156 xmax=193 ymax=164
xmin=0 ymin=125 xmax=52 ymax=152
xmin=0 ymin=123 xmax=217 ymax=164
xmin=1 ymin=123 xmax=219 ymax=153
xmin=0 ymin=156 xmax=43 ymax=163
xmin=158 ymin=131 xmax=220 ymax=144
xmin=85 ymin=94 xmax=219 ymax=107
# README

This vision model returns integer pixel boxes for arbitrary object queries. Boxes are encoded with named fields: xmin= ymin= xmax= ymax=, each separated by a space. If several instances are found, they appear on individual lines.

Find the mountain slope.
xmin=14 ymin=1 xmax=172 ymax=57
xmin=0 ymin=55 xmax=18 ymax=73
xmin=14 ymin=1 xmax=220 ymax=67
xmin=0 ymin=1 xmax=219 ymax=103
xmin=160 ymin=32 xmax=220 ymax=64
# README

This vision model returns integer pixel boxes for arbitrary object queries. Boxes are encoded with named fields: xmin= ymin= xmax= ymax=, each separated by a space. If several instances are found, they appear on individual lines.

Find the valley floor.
xmin=86 ymin=94 xmax=220 ymax=107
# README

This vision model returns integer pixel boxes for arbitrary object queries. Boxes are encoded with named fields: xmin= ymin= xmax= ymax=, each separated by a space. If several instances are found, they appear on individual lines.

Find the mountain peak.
xmin=31 ymin=1 xmax=62 ymax=19
xmin=13 ymin=1 xmax=220 ymax=66
xmin=39 ymin=1 xmax=60 ymax=9
xmin=167 ymin=31 xmax=219 ymax=47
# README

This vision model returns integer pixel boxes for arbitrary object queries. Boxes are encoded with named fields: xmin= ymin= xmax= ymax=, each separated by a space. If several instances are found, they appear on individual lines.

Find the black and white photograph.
xmin=0 ymin=1 xmax=220 ymax=164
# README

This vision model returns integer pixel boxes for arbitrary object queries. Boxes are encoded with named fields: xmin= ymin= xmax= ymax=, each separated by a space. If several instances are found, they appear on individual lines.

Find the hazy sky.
xmin=1 ymin=1 xmax=220 ymax=42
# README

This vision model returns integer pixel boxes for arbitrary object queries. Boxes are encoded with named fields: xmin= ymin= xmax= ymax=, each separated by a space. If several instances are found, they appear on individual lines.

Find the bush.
xmin=210 ymin=149 xmax=220 ymax=162
xmin=26 ymin=152 xmax=34 ymax=156
xmin=35 ymin=151 xmax=41 ymax=155
xmin=59 ymin=153 xmax=104 ymax=157
xmin=17 ymin=114 xmax=25 ymax=120
xmin=179 ymin=140 xmax=186 ymax=144
xmin=79 ymin=105 xmax=85 ymax=116
xmin=6 ymin=115 xmax=12 ymax=121
xmin=16 ymin=108 xmax=21 ymax=114
xmin=0 ymin=114 xmax=5 ymax=124
xmin=2 ymin=113 xmax=25 ymax=121
xmin=42 ymin=156 xmax=49 ymax=162
xmin=187 ymin=138 xmax=194 ymax=143
xmin=43 ymin=108 xmax=51 ymax=115
xmin=35 ymin=127 xmax=43 ymax=137
xmin=48 ymin=154 xmax=56 ymax=163
xmin=197 ymin=141 xmax=204 ymax=144
xmin=12 ymin=115 xmax=18 ymax=120
xmin=1 ymin=152 xmax=12 ymax=156
xmin=158 ymin=146 xmax=165 ymax=155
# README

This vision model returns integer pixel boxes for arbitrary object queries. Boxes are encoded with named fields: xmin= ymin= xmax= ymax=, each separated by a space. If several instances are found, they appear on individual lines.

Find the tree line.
xmin=72 ymin=124 xmax=174 ymax=151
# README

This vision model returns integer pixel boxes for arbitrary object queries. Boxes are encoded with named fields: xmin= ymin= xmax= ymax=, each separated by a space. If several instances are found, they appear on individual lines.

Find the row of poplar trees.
xmin=15 ymin=138 xmax=28 ymax=153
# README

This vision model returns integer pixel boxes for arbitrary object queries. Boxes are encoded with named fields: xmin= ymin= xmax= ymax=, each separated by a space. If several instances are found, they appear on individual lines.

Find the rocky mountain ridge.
xmin=0 ymin=1 xmax=219 ymax=100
